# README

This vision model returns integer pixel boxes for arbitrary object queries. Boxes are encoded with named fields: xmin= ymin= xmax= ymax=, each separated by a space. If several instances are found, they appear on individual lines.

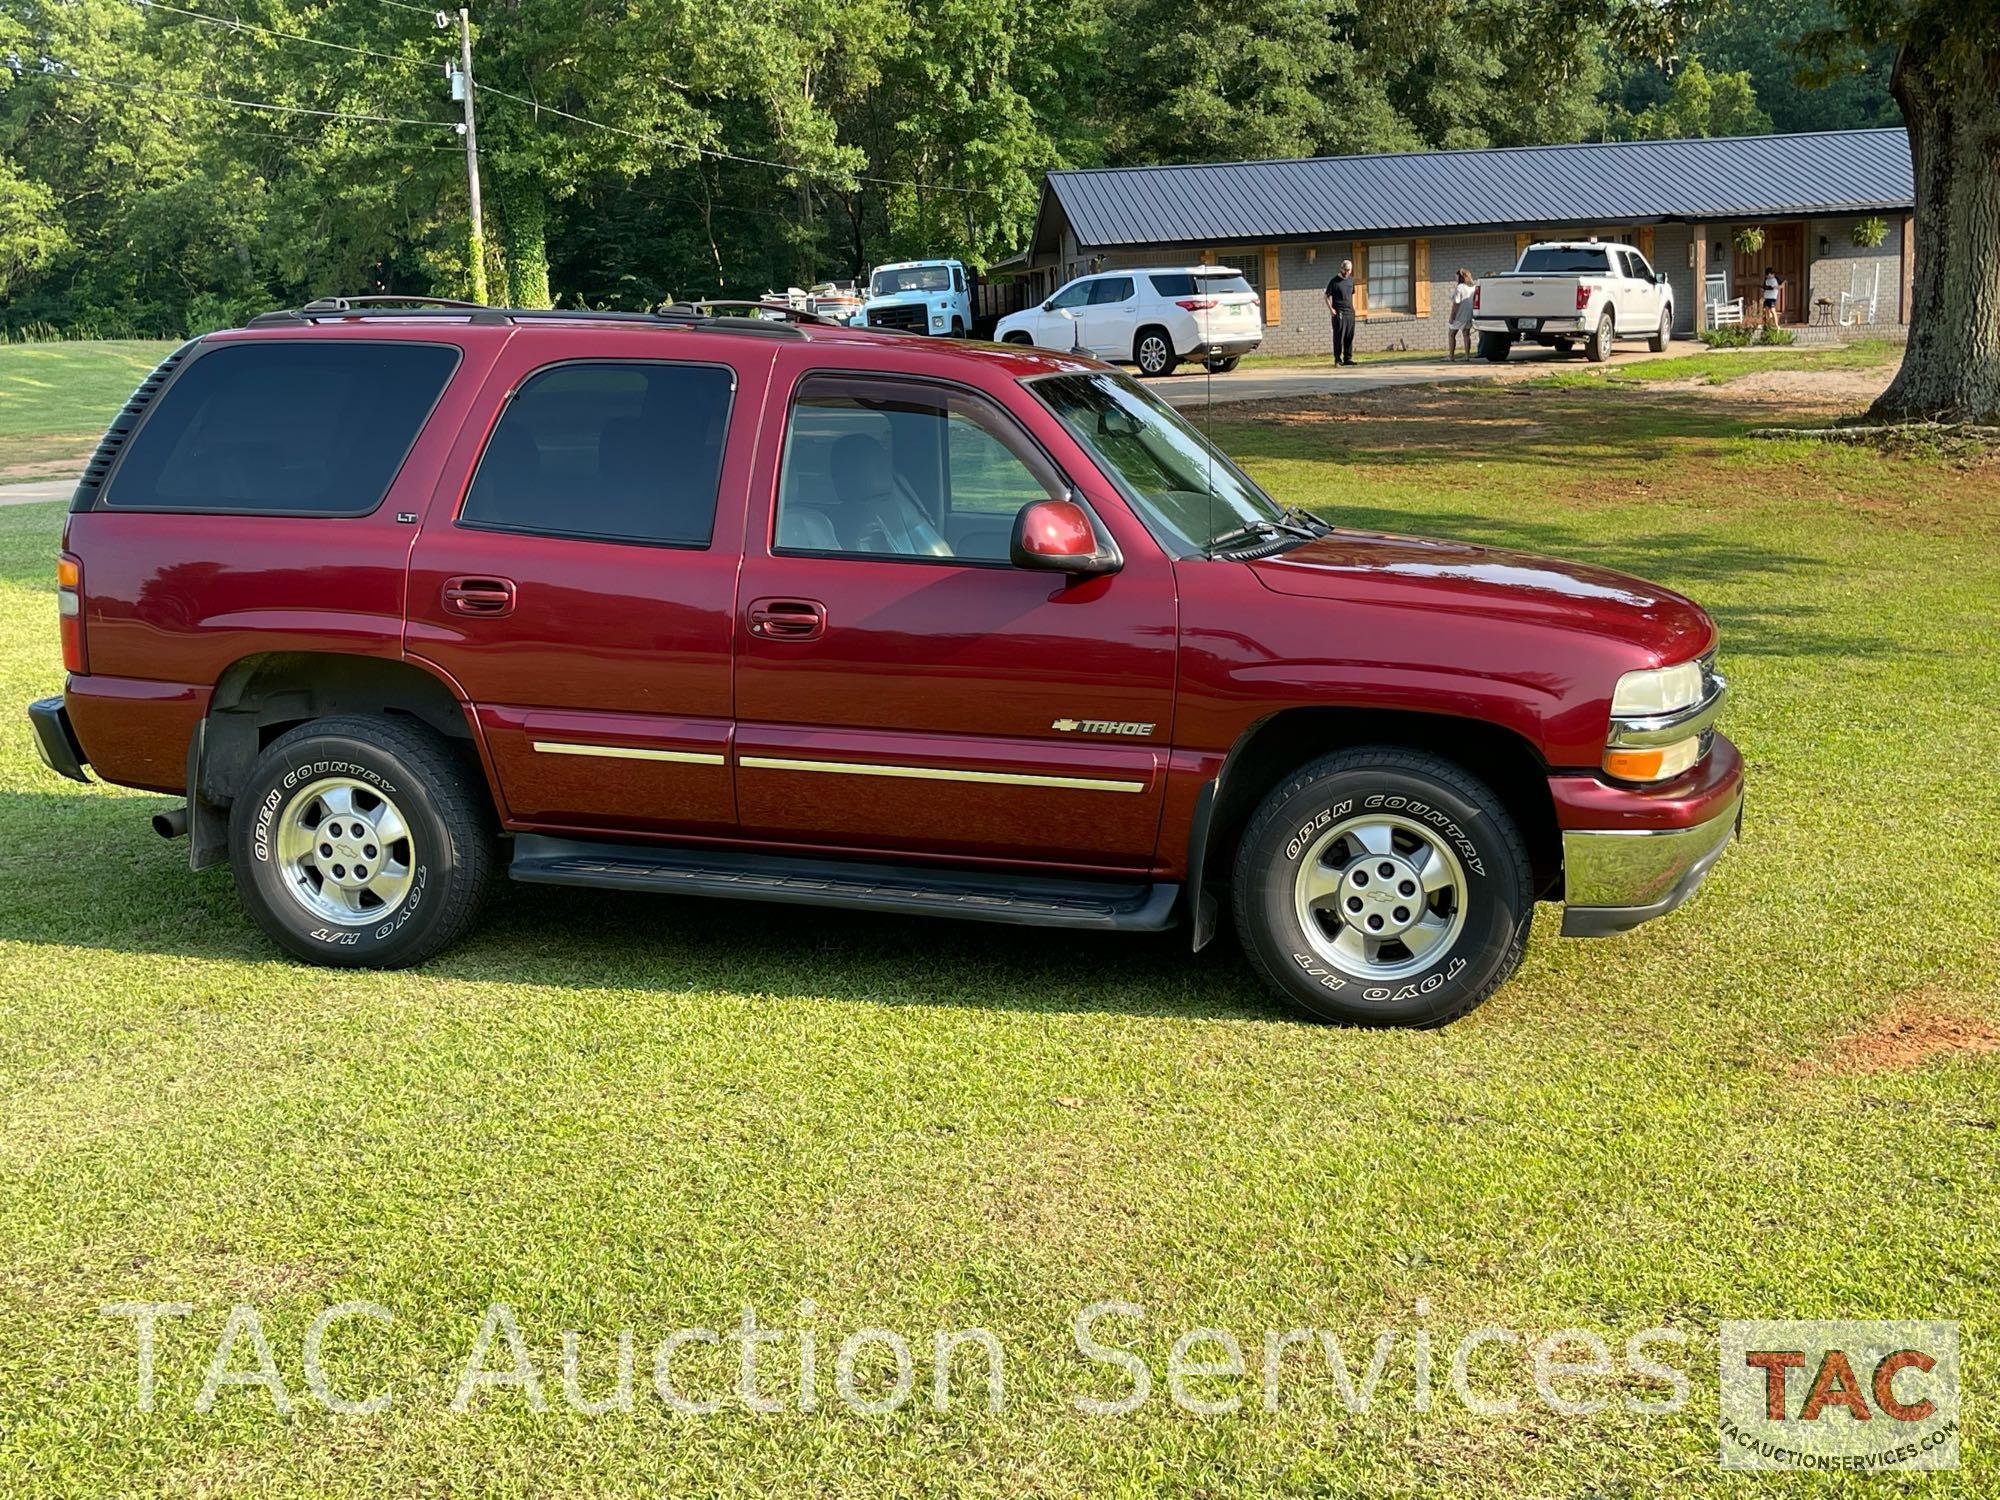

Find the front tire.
xmin=950 ymin=317 xmax=966 ymax=338
xmin=1003 ymin=331 xmax=1032 ymax=346
xmin=1134 ymin=327 xmax=1179 ymax=377
xmin=1477 ymin=330 xmax=1513 ymax=363
xmin=1649 ymin=308 xmax=1672 ymax=352
xmin=1230 ymin=748 xmax=1532 ymax=1026
xmin=229 ymin=715 xmax=495 ymax=968
xmin=1588 ymin=311 xmax=1615 ymax=362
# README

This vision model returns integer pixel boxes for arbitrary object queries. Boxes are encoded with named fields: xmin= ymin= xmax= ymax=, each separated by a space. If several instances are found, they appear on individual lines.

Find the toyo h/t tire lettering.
xmin=228 ymin=715 xmax=495 ymax=968
xmin=1230 ymin=747 xmax=1533 ymax=1026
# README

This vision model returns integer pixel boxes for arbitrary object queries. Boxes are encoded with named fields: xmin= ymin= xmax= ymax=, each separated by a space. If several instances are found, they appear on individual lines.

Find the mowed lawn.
xmin=1 ymin=364 xmax=1997 ymax=1496
xmin=0 ymin=340 xmax=179 ymax=477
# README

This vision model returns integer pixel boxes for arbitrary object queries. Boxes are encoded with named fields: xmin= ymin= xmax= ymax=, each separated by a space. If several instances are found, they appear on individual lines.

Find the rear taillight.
xmin=1175 ymin=298 xmax=1218 ymax=311
xmin=57 ymin=551 xmax=86 ymax=674
xmin=1472 ymin=286 xmax=1481 ymax=311
xmin=1576 ymin=285 xmax=1592 ymax=311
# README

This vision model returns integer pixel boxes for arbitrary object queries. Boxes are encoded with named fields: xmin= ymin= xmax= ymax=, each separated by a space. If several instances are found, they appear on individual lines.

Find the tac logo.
xmin=1719 ymin=1320 xmax=1959 ymax=1472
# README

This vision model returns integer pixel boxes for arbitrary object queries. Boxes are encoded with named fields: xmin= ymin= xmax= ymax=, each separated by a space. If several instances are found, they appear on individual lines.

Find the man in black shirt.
xmin=1324 ymin=259 xmax=1357 ymax=366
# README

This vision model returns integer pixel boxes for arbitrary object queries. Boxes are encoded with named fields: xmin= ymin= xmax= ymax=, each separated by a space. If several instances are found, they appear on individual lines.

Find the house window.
xmin=1368 ymin=242 xmax=1414 ymax=313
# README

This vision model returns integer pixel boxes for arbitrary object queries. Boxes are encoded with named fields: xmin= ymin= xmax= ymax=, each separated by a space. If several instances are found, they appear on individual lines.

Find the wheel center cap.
xmin=1340 ymin=856 xmax=1425 ymax=938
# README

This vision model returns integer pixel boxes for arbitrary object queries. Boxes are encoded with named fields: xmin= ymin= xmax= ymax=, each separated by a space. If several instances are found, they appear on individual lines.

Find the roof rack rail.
xmin=240 ymin=300 xmax=822 ymax=339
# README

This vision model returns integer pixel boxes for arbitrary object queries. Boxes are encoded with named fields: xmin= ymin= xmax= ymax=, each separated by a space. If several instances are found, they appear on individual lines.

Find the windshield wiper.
xmin=1206 ymin=515 xmax=1316 ymax=556
xmin=1278 ymin=504 xmax=1331 ymax=535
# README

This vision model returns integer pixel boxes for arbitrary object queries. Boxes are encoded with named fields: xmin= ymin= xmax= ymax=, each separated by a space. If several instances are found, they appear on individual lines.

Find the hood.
xmin=1249 ymin=530 xmax=1714 ymax=664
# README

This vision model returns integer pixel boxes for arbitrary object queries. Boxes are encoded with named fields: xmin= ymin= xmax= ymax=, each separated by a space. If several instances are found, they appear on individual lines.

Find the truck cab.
xmin=29 ymin=301 xmax=1741 ymax=1027
xmin=1473 ymin=241 xmax=1675 ymax=363
xmin=863 ymin=259 xmax=974 ymax=337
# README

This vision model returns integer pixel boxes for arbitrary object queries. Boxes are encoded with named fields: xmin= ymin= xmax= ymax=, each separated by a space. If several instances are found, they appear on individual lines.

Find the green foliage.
xmin=1626 ymin=57 xmax=1772 ymax=138
xmin=1698 ymin=323 xmax=1803 ymax=348
xmin=1733 ymin=225 xmax=1767 ymax=253
xmin=0 ymin=0 xmax=1930 ymax=335
xmin=1851 ymin=214 xmax=1889 ymax=246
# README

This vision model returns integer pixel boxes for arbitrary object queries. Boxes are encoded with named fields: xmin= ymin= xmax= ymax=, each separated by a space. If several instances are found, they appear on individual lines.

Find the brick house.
xmin=995 ymin=129 xmax=1915 ymax=356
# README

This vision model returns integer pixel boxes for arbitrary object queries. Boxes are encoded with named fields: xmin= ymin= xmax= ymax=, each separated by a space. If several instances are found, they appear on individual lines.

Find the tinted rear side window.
xmin=102 ymin=341 xmax=458 ymax=515
xmin=460 ymin=361 xmax=734 ymax=547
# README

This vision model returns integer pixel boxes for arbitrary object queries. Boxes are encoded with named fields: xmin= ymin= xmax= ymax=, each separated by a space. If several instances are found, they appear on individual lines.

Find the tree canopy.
xmin=0 ymin=0 xmax=1903 ymax=335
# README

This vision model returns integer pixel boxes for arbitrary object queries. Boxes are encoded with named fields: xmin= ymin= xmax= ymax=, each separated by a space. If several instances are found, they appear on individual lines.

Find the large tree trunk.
xmin=1870 ymin=44 xmax=2000 ymax=424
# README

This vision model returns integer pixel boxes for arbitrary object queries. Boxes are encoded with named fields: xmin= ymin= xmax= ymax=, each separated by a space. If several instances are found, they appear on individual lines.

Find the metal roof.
xmin=1041 ymin=129 xmax=1912 ymax=249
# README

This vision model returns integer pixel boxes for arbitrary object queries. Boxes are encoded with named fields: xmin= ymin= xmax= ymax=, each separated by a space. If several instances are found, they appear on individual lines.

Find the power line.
xmin=471 ymin=83 xmax=977 ymax=195
xmin=45 ymin=69 xmax=464 ymax=130
xmin=136 ymin=0 xmax=442 ymax=74
xmin=117 ymin=0 xmax=977 ymax=198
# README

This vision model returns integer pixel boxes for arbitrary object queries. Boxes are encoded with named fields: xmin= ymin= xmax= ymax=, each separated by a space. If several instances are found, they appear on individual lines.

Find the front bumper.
xmin=28 ymin=695 xmax=90 ymax=782
xmin=1560 ymin=787 xmax=1743 ymax=937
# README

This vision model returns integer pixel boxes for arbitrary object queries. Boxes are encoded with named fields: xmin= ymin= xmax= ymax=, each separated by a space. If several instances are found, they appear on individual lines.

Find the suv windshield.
xmin=1028 ymin=371 xmax=1292 ymax=555
xmin=871 ymin=266 xmax=953 ymax=296
xmin=1516 ymin=247 xmax=1614 ymax=275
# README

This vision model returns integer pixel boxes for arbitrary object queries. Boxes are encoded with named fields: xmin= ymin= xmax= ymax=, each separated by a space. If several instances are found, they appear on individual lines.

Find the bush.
xmin=1851 ymin=216 xmax=1889 ymax=249
xmin=1699 ymin=324 xmax=1797 ymax=349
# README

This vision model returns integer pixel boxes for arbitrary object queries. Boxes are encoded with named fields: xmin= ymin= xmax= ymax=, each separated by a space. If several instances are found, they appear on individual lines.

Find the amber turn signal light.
xmin=57 ymin=555 xmax=80 ymax=589
xmin=1602 ymin=736 xmax=1700 ymax=784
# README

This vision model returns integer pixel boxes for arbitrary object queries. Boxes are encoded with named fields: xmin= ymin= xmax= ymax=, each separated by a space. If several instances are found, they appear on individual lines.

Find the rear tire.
xmin=1588 ymin=311 xmax=1615 ymax=362
xmin=1204 ymin=355 xmax=1242 ymax=374
xmin=1477 ymin=330 xmax=1513 ymax=363
xmin=1134 ymin=327 xmax=1179 ymax=377
xmin=1552 ymin=337 xmax=1575 ymax=354
xmin=1230 ymin=748 xmax=1532 ymax=1027
xmin=228 ymin=715 xmax=494 ymax=968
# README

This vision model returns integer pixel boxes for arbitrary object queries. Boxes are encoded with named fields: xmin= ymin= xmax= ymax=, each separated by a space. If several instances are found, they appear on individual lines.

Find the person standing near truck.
xmin=1324 ymin=260 xmax=1357 ymax=366
xmin=1447 ymin=267 xmax=1477 ymax=360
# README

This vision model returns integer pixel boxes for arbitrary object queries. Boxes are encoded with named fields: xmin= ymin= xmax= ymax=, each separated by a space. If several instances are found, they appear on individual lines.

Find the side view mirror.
xmin=1656 ymin=271 xmax=1670 ymax=285
xmin=1042 ymin=299 xmax=1057 ymax=312
xmin=1010 ymin=496 xmax=1120 ymax=577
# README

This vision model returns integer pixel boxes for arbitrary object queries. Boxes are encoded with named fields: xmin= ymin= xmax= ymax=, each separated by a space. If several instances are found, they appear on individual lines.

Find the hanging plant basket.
xmin=1851 ymin=216 xmax=1889 ymax=249
xmin=1732 ymin=226 xmax=1766 ymax=255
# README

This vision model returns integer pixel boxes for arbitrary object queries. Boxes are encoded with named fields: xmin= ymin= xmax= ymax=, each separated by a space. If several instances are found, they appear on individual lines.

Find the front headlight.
xmin=1603 ymin=653 xmax=1724 ymax=783
xmin=1610 ymin=660 xmax=1704 ymax=717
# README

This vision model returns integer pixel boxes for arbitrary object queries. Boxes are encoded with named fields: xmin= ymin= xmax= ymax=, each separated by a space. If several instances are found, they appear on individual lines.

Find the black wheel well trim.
xmin=191 ymin=651 xmax=485 ymax=866
xmin=1184 ymin=705 xmax=1563 ymax=950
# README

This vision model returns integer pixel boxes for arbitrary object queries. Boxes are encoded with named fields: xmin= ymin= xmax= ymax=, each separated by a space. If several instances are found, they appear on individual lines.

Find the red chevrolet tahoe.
xmin=27 ymin=300 xmax=1742 ymax=1026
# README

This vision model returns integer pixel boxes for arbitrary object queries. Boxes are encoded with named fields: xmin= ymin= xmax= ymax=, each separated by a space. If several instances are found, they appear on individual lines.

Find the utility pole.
xmin=447 ymin=7 xmax=487 ymax=304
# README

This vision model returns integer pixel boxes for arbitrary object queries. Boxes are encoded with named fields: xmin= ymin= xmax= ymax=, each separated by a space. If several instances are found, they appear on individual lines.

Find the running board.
xmin=508 ymin=836 xmax=1181 ymax=932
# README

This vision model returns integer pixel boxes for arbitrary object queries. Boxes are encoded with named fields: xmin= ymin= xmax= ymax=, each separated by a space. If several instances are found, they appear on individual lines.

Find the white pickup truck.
xmin=1472 ymin=241 xmax=1675 ymax=363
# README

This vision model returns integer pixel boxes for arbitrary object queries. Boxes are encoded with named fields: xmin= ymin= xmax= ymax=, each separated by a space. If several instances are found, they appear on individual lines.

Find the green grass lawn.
xmin=0 ymin=340 xmax=179 ymax=476
xmin=1529 ymin=338 xmax=1903 ymax=389
xmin=2 ymin=372 xmax=1996 ymax=1495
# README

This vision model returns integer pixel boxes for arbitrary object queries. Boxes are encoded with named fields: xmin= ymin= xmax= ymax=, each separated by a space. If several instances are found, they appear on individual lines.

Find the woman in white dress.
xmin=1448 ymin=268 xmax=1477 ymax=360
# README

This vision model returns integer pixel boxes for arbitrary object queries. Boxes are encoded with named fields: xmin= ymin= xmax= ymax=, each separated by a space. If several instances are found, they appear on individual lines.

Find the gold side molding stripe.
xmin=739 ymin=755 xmax=1147 ymax=794
xmin=531 ymin=740 xmax=726 ymax=766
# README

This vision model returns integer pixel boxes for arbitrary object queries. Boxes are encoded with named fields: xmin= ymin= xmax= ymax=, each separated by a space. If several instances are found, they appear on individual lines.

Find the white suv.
xmin=995 ymin=267 xmax=1262 ymax=376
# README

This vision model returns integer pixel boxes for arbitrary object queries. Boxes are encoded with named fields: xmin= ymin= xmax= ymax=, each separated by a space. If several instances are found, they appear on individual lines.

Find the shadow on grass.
xmin=0 ymin=788 xmax=1276 ymax=1022
xmin=1214 ymin=386 xmax=1766 ymax=467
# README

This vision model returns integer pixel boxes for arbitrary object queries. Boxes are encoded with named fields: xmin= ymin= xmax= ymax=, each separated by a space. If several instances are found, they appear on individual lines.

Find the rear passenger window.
xmin=460 ymin=361 xmax=734 ymax=547
xmin=1150 ymin=273 xmax=1196 ymax=297
xmin=102 ymin=341 xmax=458 ymax=515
